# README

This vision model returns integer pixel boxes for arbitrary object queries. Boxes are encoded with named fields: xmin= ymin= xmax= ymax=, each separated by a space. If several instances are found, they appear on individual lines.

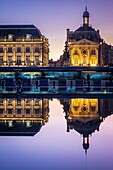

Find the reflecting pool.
xmin=0 ymin=96 xmax=113 ymax=170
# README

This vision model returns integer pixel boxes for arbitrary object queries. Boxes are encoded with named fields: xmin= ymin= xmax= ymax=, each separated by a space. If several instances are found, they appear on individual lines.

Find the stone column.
xmin=13 ymin=46 xmax=16 ymax=64
xmin=31 ymin=45 xmax=34 ymax=65
xmin=22 ymin=45 xmax=25 ymax=65
xmin=3 ymin=46 xmax=7 ymax=64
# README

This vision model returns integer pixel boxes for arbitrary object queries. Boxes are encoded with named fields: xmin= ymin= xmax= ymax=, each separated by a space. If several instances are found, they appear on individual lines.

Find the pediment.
xmin=74 ymin=38 xmax=98 ymax=45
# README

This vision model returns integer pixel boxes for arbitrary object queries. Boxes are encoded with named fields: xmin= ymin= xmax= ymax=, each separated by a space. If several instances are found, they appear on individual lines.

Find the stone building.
xmin=62 ymin=7 xmax=113 ymax=67
xmin=0 ymin=25 xmax=49 ymax=66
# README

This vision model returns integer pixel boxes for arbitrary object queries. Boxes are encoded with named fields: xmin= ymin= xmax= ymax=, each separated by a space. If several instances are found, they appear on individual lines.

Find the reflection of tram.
xmin=60 ymin=98 xmax=113 ymax=153
xmin=0 ymin=98 xmax=49 ymax=136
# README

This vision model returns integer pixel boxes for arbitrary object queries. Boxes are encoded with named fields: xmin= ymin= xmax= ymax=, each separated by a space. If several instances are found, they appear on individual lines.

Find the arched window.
xmin=74 ymin=50 xmax=78 ymax=55
xmin=91 ymin=50 xmax=96 ymax=55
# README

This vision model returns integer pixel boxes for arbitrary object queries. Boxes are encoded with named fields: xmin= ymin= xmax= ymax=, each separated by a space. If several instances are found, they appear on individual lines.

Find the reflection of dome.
xmin=67 ymin=116 xmax=103 ymax=152
xmin=73 ymin=117 xmax=101 ymax=135
xmin=83 ymin=143 xmax=89 ymax=150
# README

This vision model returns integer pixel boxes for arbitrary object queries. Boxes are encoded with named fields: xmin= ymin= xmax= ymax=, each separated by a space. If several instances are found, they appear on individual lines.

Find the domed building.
xmin=62 ymin=7 xmax=113 ymax=66
xmin=0 ymin=25 xmax=49 ymax=66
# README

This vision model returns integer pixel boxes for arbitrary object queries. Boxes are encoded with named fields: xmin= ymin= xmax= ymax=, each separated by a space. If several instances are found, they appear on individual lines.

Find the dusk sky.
xmin=0 ymin=0 xmax=113 ymax=60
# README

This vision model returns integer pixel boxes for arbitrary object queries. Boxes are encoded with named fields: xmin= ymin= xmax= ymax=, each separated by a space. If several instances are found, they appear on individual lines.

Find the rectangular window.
xmin=91 ymin=50 xmax=96 ymax=55
xmin=26 ymin=99 xmax=31 ymax=106
xmin=26 ymin=56 xmax=30 ymax=62
xmin=17 ymin=47 xmax=21 ymax=53
xmin=0 ymin=99 xmax=3 ymax=106
xmin=0 ymin=109 xmax=3 ymax=114
xmin=8 ymin=109 xmax=13 ymax=114
xmin=35 ymin=47 xmax=40 ymax=53
xmin=35 ymin=109 xmax=40 ymax=114
xmin=0 ymin=56 xmax=3 ymax=62
xmin=35 ymin=56 xmax=39 ymax=64
xmin=17 ymin=100 xmax=21 ymax=106
xmin=17 ymin=109 xmax=21 ymax=114
xmin=26 ymin=47 xmax=30 ymax=53
xmin=0 ymin=48 xmax=3 ymax=53
xmin=8 ymin=34 xmax=13 ymax=41
xmin=35 ymin=99 xmax=40 ymax=106
xmin=8 ymin=47 xmax=12 ymax=53
xmin=8 ymin=56 xmax=12 ymax=62
xmin=26 ymin=109 xmax=30 ymax=114
xmin=8 ymin=99 xmax=13 ymax=106
xmin=16 ymin=56 xmax=21 ymax=65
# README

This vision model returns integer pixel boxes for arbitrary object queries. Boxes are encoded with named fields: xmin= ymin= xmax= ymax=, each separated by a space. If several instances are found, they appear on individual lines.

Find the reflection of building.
xmin=0 ymin=25 xmax=49 ymax=66
xmin=60 ymin=98 xmax=113 ymax=153
xmin=61 ymin=7 xmax=113 ymax=66
xmin=0 ymin=98 xmax=49 ymax=136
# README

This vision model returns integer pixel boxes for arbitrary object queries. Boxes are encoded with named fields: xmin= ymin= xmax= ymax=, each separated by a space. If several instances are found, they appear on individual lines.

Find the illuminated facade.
xmin=0 ymin=98 xmax=49 ymax=136
xmin=0 ymin=25 xmax=49 ymax=66
xmin=62 ymin=7 xmax=113 ymax=67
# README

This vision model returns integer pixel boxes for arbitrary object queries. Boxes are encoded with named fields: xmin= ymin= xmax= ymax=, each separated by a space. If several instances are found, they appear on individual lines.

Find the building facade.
xmin=0 ymin=25 xmax=49 ymax=66
xmin=62 ymin=7 xmax=113 ymax=67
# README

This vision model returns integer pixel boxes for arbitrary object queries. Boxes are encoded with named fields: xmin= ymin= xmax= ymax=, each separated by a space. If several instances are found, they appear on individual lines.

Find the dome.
xmin=70 ymin=26 xmax=102 ymax=43
xmin=83 ymin=7 xmax=89 ymax=17
xmin=83 ymin=10 xmax=89 ymax=17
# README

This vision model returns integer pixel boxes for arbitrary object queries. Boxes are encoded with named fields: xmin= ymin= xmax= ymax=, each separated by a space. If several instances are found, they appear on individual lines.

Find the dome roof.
xmin=83 ymin=10 xmax=89 ymax=17
xmin=70 ymin=26 xmax=102 ymax=43
xmin=83 ymin=7 xmax=89 ymax=17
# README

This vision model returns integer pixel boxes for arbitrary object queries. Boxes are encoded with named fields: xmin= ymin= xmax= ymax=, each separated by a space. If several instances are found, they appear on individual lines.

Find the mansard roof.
xmin=0 ymin=24 xmax=42 ymax=39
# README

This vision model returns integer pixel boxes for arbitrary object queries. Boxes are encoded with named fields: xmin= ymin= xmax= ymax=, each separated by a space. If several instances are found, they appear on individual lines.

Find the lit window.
xmin=26 ymin=34 xmax=32 ymax=40
xmin=16 ymin=56 xmax=21 ymax=65
xmin=91 ymin=50 xmax=96 ymax=55
xmin=8 ymin=99 xmax=13 ymax=106
xmin=74 ymin=50 xmax=78 ymax=55
xmin=17 ymin=100 xmax=21 ymax=106
xmin=8 ymin=56 xmax=12 ymax=62
xmin=91 ymin=106 xmax=96 ymax=111
xmin=26 ymin=56 xmax=30 ymax=61
xmin=26 ymin=99 xmax=31 ymax=106
xmin=8 ymin=34 xmax=14 ymax=41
